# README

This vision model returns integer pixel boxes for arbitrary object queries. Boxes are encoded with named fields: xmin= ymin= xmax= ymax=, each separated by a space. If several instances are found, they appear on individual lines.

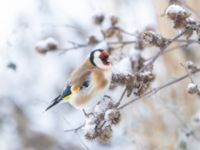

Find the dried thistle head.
xmin=46 ymin=37 xmax=59 ymax=51
xmin=185 ymin=61 xmax=198 ymax=72
xmin=165 ymin=4 xmax=191 ymax=29
xmin=94 ymin=14 xmax=105 ymax=25
xmin=84 ymin=130 xmax=98 ymax=140
xmin=187 ymin=83 xmax=199 ymax=94
xmin=84 ymin=115 xmax=98 ymax=140
xmin=105 ymin=109 xmax=121 ymax=125
xmin=141 ymin=31 xmax=168 ymax=48
xmin=133 ymin=71 xmax=155 ymax=96
xmin=110 ymin=16 xmax=118 ymax=26
xmin=98 ymin=125 xmax=112 ymax=143
xmin=35 ymin=37 xmax=59 ymax=54
xmin=88 ymin=35 xmax=99 ymax=45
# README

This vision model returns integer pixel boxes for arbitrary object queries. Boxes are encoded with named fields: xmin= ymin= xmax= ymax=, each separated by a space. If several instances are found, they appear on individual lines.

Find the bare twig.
xmin=64 ymin=123 xmax=85 ymax=133
xmin=112 ymin=26 xmax=137 ymax=37
xmin=115 ymin=87 xmax=127 ymax=107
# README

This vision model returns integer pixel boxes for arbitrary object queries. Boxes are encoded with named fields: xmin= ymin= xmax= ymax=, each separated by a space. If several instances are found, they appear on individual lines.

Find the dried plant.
xmin=32 ymin=0 xmax=200 ymax=147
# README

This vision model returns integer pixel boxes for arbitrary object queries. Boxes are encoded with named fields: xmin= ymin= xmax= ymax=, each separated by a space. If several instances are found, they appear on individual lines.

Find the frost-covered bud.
xmin=85 ymin=115 xmax=97 ymax=125
xmin=94 ymin=97 xmax=114 ymax=115
xmin=84 ymin=115 xmax=98 ymax=140
xmin=142 ymin=31 xmax=168 ymax=48
xmin=98 ymin=126 xmax=112 ymax=143
xmin=84 ymin=124 xmax=98 ymax=140
xmin=166 ymin=4 xmax=190 ymax=20
xmin=187 ymin=83 xmax=199 ymax=94
xmin=46 ymin=37 xmax=59 ymax=50
xmin=185 ymin=61 xmax=198 ymax=72
xmin=93 ymin=14 xmax=104 ymax=25
xmin=35 ymin=37 xmax=59 ymax=54
xmin=35 ymin=40 xmax=48 ymax=54
xmin=105 ymin=109 xmax=120 ymax=125
xmin=166 ymin=4 xmax=191 ymax=29
xmin=88 ymin=35 xmax=99 ymax=45
xmin=110 ymin=16 xmax=118 ymax=26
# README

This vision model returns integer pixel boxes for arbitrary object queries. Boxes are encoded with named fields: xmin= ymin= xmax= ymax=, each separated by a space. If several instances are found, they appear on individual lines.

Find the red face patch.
xmin=100 ymin=50 xmax=109 ymax=57
xmin=99 ymin=50 xmax=110 ymax=65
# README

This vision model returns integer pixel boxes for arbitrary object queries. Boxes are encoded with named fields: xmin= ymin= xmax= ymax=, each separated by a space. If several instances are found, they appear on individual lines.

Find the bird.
xmin=45 ymin=49 xmax=112 ymax=111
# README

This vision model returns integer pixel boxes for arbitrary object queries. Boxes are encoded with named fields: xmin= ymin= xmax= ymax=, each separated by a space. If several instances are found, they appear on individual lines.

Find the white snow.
xmin=166 ymin=4 xmax=186 ymax=15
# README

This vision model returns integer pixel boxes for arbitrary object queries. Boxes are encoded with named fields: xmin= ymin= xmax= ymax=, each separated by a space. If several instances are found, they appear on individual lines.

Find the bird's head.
xmin=89 ymin=49 xmax=111 ymax=70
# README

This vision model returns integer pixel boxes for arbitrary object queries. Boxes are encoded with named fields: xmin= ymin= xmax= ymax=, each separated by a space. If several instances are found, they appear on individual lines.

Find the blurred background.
xmin=0 ymin=0 xmax=200 ymax=150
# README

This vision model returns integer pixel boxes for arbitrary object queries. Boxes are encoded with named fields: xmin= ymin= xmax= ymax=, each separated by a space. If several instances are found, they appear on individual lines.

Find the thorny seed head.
xmin=84 ymin=130 xmax=98 ymax=140
xmin=133 ymin=71 xmax=155 ymax=96
xmin=88 ymin=35 xmax=99 ymax=45
xmin=185 ymin=61 xmax=198 ymax=72
xmin=166 ymin=4 xmax=191 ymax=29
xmin=187 ymin=83 xmax=199 ymax=94
xmin=110 ymin=16 xmax=118 ymax=26
xmin=94 ymin=14 xmax=105 ymax=25
xmin=35 ymin=44 xmax=48 ymax=54
xmin=105 ymin=109 xmax=121 ymax=125
xmin=98 ymin=125 xmax=112 ymax=143
xmin=35 ymin=37 xmax=59 ymax=54
xmin=142 ymin=31 xmax=168 ymax=48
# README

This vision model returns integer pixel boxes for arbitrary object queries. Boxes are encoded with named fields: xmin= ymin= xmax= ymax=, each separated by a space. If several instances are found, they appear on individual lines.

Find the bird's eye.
xmin=100 ymin=55 xmax=109 ymax=61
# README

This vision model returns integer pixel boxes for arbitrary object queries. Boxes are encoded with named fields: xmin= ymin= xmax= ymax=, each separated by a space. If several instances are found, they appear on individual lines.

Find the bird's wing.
xmin=45 ymin=76 xmax=91 ymax=111
xmin=46 ymin=59 xmax=94 ymax=111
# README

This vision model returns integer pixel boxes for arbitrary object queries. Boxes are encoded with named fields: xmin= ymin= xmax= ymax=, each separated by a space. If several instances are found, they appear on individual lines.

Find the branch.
xmin=139 ymin=29 xmax=190 ymax=72
xmin=118 ymin=67 xmax=200 ymax=110
xmin=64 ymin=123 xmax=85 ymax=133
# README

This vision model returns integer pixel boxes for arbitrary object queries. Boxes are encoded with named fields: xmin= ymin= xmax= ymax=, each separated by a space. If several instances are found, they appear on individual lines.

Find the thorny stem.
xmin=118 ymin=68 xmax=200 ymax=110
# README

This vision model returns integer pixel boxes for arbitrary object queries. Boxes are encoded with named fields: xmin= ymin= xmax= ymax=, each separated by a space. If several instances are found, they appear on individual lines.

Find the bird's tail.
xmin=45 ymin=95 xmax=62 ymax=111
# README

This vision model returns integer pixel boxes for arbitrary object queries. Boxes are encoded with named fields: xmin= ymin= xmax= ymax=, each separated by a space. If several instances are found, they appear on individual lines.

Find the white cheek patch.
xmin=93 ymin=51 xmax=110 ymax=69
xmin=94 ymin=57 xmax=104 ymax=68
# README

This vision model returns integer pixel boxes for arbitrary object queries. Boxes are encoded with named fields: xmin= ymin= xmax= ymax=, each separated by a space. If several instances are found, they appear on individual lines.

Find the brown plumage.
xmin=45 ymin=49 xmax=111 ymax=111
xmin=70 ymin=67 xmax=110 ymax=108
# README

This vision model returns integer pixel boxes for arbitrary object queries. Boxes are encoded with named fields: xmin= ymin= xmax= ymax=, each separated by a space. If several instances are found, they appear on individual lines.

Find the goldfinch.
xmin=45 ymin=49 xmax=112 ymax=111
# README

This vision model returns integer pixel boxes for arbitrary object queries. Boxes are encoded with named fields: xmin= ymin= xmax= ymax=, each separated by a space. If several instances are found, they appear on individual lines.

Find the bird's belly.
xmin=69 ymin=86 xmax=108 ymax=110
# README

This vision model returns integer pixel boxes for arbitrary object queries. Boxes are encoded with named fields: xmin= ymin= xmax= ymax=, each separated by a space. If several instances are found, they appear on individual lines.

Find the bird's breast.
xmin=69 ymin=69 xmax=112 ymax=110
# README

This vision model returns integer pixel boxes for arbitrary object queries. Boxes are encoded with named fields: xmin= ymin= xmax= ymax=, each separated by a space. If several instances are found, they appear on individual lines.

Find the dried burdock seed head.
xmin=133 ymin=71 xmax=155 ymax=96
xmin=84 ymin=115 xmax=98 ymax=140
xmin=84 ymin=130 xmax=98 ymax=140
xmin=142 ymin=31 xmax=168 ymax=48
xmin=166 ymin=4 xmax=190 ymax=20
xmin=46 ymin=37 xmax=59 ymax=51
xmin=105 ymin=109 xmax=121 ymax=125
xmin=165 ymin=4 xmax=191 ymax=29
xmin=94 ymin=96 xmax=115 ymax=115
xmin=187 ymin=83 xmax=199 ymax=94
xmin=185 ymin=61 xmax=198 ymax=72
xmin=35 ymin=40 xmax=48 ymax=54
xmin=88 ymin=35 xmax=99 ymax=45
xmin=98 ymin=126 xmax=112 ymax=143
xmin=111 ymin=73 xmax=133 ymax=86
xmin=35 ymin=37 xmax=59 ymax=54
xmin=94 ymin=14 xmax=105 ymax=25
xmin=110 ymin=16 xmax=118 ymax=26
